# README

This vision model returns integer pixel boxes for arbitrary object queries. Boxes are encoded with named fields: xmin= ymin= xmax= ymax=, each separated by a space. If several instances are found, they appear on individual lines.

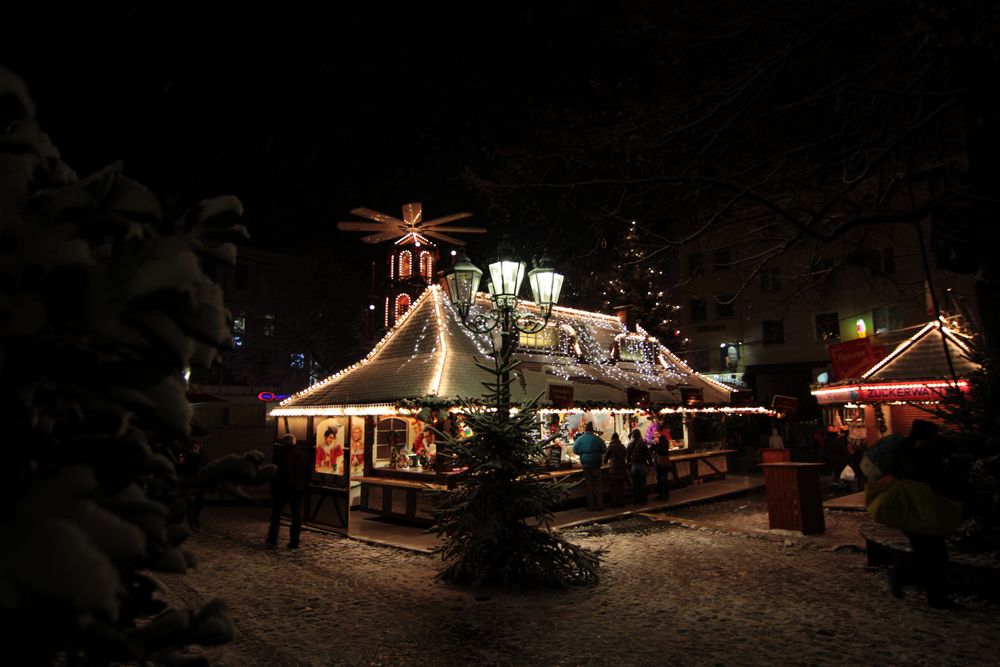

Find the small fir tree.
xmin=935 ymin=340 xmax=1000 ymax=551
xmin=432 ymin=352 xmax=602 ymax=588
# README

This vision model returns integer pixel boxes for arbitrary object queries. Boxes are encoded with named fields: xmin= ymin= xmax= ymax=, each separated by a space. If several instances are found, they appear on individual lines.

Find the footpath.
xmin=158 ymin=493 xmax=1000 ymax=667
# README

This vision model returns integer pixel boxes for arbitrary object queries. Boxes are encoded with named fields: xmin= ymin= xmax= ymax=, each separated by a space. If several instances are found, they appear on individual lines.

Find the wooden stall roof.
xmin=275 ymin=286 xmax=733 ymax=412
xmin=861 ymin=319 xmax=977 ymax=382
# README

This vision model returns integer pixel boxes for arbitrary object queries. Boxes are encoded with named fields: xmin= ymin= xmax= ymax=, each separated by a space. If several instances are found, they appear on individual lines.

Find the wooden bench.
xmin=859 ymin=522 xmax=912 ymax=567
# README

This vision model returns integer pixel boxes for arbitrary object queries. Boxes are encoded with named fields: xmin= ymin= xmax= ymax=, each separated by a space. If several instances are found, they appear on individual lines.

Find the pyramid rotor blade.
xmin=421 ymin=212 xmax=473 ymax=226
xmin=421 ymin=225 xmax=487 ymax=234
xmin=422 ymin=230 xmax=468 ymax=246
xmin=361 ymin=231 xmax=404 ymax=244
xmin=402 ymin=202 xmax=423 ymax=226
xmin=351 ymin=207 xmax=403 ymax=225
xmin=337 ymin=221 xmax=396 ymax=232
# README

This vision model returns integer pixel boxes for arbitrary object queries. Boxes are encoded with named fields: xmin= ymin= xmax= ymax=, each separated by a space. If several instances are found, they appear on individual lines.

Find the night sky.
xmin=4 ymin=3 xmax=638 ymax=253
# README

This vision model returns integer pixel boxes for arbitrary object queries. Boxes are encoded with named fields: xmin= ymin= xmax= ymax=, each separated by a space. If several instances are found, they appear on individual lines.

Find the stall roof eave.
xmin=277 ymin=285 xmax=739 ymax=413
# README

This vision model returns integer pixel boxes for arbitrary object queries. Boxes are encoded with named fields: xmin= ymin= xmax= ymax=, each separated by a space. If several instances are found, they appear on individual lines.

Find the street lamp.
xmin=443 ymin=239 xmax=565 ymax=408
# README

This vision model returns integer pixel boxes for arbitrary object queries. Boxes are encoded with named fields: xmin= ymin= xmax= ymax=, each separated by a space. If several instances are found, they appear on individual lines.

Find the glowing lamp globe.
xmin=527 ymin=255 xmax=564 ymax=318
xmin=488 ymin=240 xmax=525 ymax=309
xmin=443 ymin=250 xmax=483 ymax=318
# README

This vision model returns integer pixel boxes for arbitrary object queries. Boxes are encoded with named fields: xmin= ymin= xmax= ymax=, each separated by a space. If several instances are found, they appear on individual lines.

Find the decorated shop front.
xmin=272 ymin=285 xmax=769 ymax=528
xmin=810 ymin=318 xmax=977 ymax=447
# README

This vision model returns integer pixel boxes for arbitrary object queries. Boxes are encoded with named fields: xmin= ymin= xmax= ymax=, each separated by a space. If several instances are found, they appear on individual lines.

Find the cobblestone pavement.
xmin=158 ymin=506 xmax=999 ymax=666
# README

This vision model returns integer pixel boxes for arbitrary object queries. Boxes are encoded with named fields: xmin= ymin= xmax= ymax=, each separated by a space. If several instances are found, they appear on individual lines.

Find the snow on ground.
xmin=158 ymin=499 xmax=999 ymax=667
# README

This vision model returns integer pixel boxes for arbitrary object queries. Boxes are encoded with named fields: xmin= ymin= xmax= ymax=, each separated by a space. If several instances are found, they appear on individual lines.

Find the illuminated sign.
xmin=257 ymin=392 xmax=291 ymax=402
xmin=812 ymin=381 xmax=969 ymax=405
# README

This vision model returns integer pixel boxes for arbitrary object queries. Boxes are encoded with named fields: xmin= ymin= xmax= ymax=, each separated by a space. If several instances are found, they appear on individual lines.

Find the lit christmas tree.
xmin=600 ymin=221 xmax=685 ymax=348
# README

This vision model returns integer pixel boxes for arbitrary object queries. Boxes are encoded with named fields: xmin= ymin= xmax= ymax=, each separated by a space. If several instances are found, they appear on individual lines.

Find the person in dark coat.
xmin=888 ymin=419 xmax=959 ymax=609
xmin=626 ymin=428 xmax=653 ymax=505
xmin=267 ymin=433 xmax=312 ymax=549
xmin=604 ymin=432 xmax=628 ymax=508
xmin=178 ymin=439 xmax=207 ymax=529
xmin=653 ymin=432 xmax=673 ymax=501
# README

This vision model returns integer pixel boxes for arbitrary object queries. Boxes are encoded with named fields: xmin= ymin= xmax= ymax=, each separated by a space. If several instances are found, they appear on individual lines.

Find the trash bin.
xmin=761 ymin=447 xmax=792 ymax=464
xmin=760 ymin=462 xmax=825 ymax=534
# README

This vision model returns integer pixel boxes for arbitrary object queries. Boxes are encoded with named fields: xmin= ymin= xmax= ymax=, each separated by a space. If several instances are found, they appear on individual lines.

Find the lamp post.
xmin=443 ymin=239 xmax=565 ymax=411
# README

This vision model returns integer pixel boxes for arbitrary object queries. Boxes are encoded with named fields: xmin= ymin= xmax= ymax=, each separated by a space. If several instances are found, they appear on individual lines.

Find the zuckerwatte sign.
xmin=856 ymin=384 xmax=965 ymax=402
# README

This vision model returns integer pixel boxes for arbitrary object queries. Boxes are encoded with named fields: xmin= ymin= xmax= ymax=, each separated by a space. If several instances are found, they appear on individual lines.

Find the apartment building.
xmin=672 ymin=221 xmax=978 ymax=419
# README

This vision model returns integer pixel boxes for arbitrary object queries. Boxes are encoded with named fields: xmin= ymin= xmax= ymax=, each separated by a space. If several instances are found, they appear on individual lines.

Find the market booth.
xmin=810 ymin=318 xmax=977 ymax=447
xmin=271 ymin=286 xmax=769 ymax=529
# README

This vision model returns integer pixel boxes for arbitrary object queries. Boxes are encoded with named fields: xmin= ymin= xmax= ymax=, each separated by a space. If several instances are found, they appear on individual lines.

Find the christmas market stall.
xmin=810 ymin=317 xmax=977 ymax=450
xmin=270 ymin=285 xmax=771 ymax=528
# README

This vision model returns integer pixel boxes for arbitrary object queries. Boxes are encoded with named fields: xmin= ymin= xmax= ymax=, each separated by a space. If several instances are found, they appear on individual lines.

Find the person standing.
xmin=653 ymin=432 xmax=672 ymax=501
xmin=178 ymin=439 xmax=207 ymax=529
xmin=887 ymin=420 xmax=960 ymax=609
xmin=626 ymin=428 xmax=653 ymax=505
xmin=573 ymin=422 xmax=607 ymax=510
xmin=267 ymin=433 xmax=311 ymax=549
xmin=604 ymin=432 xmax=628 ymax=508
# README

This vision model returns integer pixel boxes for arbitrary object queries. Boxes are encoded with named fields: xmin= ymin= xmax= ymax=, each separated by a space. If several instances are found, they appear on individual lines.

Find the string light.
xmin=278 ymin=285 xmax=743 ymax=416
xmin=428 ymin=288 xmax=448 ymax=395
xmin=861 ymin=319 xmax=973 ymax=380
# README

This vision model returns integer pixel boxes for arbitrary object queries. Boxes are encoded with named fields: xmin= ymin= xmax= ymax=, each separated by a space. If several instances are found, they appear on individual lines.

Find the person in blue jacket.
xmin=573 ymin=422 xmax=607 ymax=510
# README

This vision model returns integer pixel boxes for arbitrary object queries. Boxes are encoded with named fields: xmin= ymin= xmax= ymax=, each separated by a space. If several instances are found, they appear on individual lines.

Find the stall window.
xmin=519 ymin=326 xmax=560 ymax=351
xmin=375 ymin=417 xmax=409 ymax=468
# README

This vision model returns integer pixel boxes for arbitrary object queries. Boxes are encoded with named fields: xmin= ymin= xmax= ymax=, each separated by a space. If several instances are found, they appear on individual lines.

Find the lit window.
xmin=519 ymin=326 xmax=560 ymax=350
xmin=233 ymin=311 xmax=246 ymax=333
xmin=420 ymin=251 xmax=433 ymax=279
xmin=399 ymin=251 xmax=412 ymax=278
xmin=618 ymin=338 xmax=648 ymax=362
xmin=264 ymin=314 xmax=276 ymax=337
xmin=233 ymin=334 xmax=244 ymax=348
xmin=289 ymin=353 xmax=305 ymax=368
xmin=394 ymin=293 xmax=411 ymax=320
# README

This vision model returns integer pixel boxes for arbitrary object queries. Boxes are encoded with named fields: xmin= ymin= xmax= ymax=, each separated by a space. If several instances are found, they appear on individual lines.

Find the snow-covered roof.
xmin=273 ymin=286 xmax=732 ymax=414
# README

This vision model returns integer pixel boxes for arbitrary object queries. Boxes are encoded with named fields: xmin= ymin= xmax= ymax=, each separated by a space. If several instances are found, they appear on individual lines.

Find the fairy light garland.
xmin=428 ymin=287 xmax=449 ymax=395
xmin=276 ymin=286 xmax=438 ymax=408
xmin=278 ymin=286 xmax=745 ymax=417
xmin=861 ymin=319 xmax=973 ymax=380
